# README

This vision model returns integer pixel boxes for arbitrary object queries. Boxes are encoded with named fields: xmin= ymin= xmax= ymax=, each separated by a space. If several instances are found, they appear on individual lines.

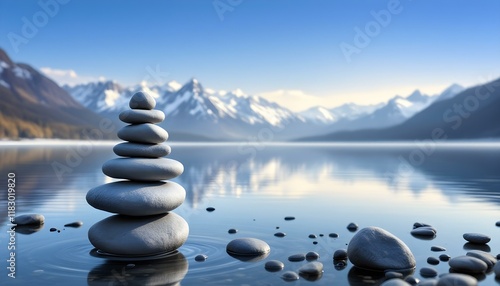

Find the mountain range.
xmin=1 ymin=47 xmax=498 ymax=141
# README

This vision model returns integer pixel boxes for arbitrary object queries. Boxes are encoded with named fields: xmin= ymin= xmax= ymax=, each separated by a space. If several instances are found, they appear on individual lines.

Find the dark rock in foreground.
xmin=347 ymin=226 xmax=416 ymax=271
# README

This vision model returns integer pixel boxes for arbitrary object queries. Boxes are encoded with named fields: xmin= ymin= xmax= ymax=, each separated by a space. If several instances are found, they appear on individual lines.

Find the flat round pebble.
xmin=298 ymin=262 xmax=323 ymax=277
xmin=113 ymin=142 xmax=171 ymax=158
xmin=284 ymin=216 xmax=295 ymax=221
xmin=13 ymin=214 xmax=45 ymax=225
xmin=49 ymin=228 xmax=57 ymax=232
xmin=439 ymin=254 xmax=451 ymax=262
xmin=329 ymin=233 xmax=339 ymax=238
xmin=226 ymin=238 xmax=270 ymax=256
xmin=347 ymin=222 xmax=358 ymax=231
xmin=308 ymin=234 xmax=317 ymax=239
xmin=431 ymin=246 xmax=446 ymax=252
xmin=333 ymin=249 xmax=348 ymax=260
xmin=119 ymin=109 xmax=165 ymax=124
xmin=87 ymin=181 xmax=186 ymax=216
xmin=288 ymin=253 xmax=306 ymax=262
xmin=206 ymin=207 xmax=215 ymax=212
xmin=413 ymin=222 xmax=432 ymax=228
xmin=411 ymin=227 xmax=436 ymax=237
xmin=117 ymin=123 xmax=168 ymax=144
xmin=102 ymin=157 xmax=183 ymax=181
xmin=496 ymin=221 xmax=500 ymax=227
xmin=448 ymin=255 xmax=488 ymax=274
xmin=274 ymin=232 xmax=286 ymax=237
xmin=306 ymin=251 xmax=320 ymax=260
xmin=380 ymin=279 xmax=411 ymax=286
xmin=228 ymin=229 xmax=238 ymax=234
xmin=427 ymin=257 xmax=440 ymax=265
xmin=64 ymin=221 xmax=83 ymax=228
xmin=281 ymin=271 xmax=299 ymax=281
xmin=466 ymin=250 xmax=497 ymax=268
xmin=420 ymin=267 xmax=438 ymax=277
xmin=265 ymin=260 xmax=284 ymax=271
xmin=195 ymin=254 xmax=208 ymax=262
xmin=463 ymin=233 xmax=491 ymax=244
xmin=436 ymin=273 xmax=477 ymax=286
xmin=129 ymin=91 xmax=156 ymax=109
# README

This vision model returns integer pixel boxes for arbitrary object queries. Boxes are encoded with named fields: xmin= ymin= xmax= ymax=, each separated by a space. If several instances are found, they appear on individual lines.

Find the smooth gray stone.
xmin=431 ymin=246 xmax=446 ymax=252
xmin=102 ymin=158 xmax=183 ymax=181
xmin=419 ymin=279 xmax=438 ymax=286
xmin=334 ymin=249 xmax=348 ymax=260
xmin=448 ymin=255 xmax=488 ymax=274
xmin=129 ymin=91 xmax=156 ymax=110
xmin=420 ymin=267 xmax=438 ymax=277
xmin=226 ymin=238 xmax=270 ymax=256
xmin=298 ymin=262 xmax=323 ymax=276
xmin=264 ymin=260 xmax=284 ymax=271
xmin=466 ymin=250 xmax=497 ymax=268
xmin=195 ymin=254 xmax=208 ymax=262
xmin=119 ymin=109 xmax=165 ymax=124
xmin=380 ymin=279 xmax=411 ymax=286
xmin=117 ymin=124 xmax=168 ymax=144
xmin=306 ymin=251 xmax=320 ymax=261
xmin=88 ymin=213 xmax=189 ymax=256
xmin=411 ymin=227 xmax=436 ymax=237
xmin=463 ymin=233 xmax=491 ymax=244
xmin=385 ymin=271 xmax=403 ymax=279
xmin=113 ymin=142 xmax=171 ymax=158
xmin=347 ymin=226 xmax=416 ymax=271
xmin=86 ymin=181 xmax=186 ymax=216
xmin=13 ymin=214 xmax=44 ymax=225
xmin=436 ymin=273 xmax=477 ymax=286
xmin=288 ymin=253 xmax=306 ymax=262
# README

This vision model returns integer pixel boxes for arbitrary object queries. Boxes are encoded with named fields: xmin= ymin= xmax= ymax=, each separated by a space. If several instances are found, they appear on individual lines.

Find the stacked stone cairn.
xmin=86 ymin=91 xmax=188 ymax=257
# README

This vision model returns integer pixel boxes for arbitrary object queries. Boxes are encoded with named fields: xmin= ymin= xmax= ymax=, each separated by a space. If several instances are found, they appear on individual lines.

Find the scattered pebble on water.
xmin=64 ymin=221 xmax=83 ymax=228
xmin=206 ymin=207 xmax=215 ymax=212
xmin=329 ymin=233 xmax=339 ymax=238
xmin=195 ymin=254 xmax=208 ymax=262
xmin=420 ymin=267 xmax=438 ymax=278
xmin=49 ymin=228 xmax=57 ymax=232
xmin=346 ymin=222 xmax=358 ymax=232
xmin=431 ymin=246 xmax=446 ymax=252
xmin=228 ymin=228 xmax=238 ymax=234
xmin=284 ymin=216 xmax=295 ymax=221
xmin=264 ymin=260 xmax=284 ymax=272
xmin=308 ymin=234 xmax=317 ymax=239
xmin=306 ymin=251 xmax=320 ymax=261
xmin=427 ymin=257 xmax=439 ymax=265
xmin=288 ymin=253 xmax=306 ymax=262
xmin=281 ymin=271 xmax=299 ymax=281
xmin=274 ymin=232 xmax=286 ymax=237
xmin=333 ymin=249 xmax=347 ymax=260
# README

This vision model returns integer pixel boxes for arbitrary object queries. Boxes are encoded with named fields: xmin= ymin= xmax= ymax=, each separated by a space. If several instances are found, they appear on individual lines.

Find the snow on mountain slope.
xmin=299 ymin=102 xmax=383 ymax=124
xmin=63 ymin=80 xmax=127 ymax=112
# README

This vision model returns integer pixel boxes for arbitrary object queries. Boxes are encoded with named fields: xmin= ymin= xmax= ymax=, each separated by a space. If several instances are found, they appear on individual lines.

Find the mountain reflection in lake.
xmin=0 ymin=142 xmax=499 ymax=285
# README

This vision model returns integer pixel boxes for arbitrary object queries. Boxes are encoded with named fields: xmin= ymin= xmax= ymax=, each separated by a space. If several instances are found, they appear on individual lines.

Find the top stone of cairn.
xmin=129 ymin=91 xmax=156 ymax=110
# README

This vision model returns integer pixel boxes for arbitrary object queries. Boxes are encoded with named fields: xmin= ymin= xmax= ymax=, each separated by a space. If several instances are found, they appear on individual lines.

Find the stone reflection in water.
xmin=87 ymin=251 xmax=188 ymax=286
xmin=13 ymin=224 xmax=44 ymax=235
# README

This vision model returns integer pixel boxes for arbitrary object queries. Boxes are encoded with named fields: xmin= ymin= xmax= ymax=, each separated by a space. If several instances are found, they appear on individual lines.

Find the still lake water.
xmin=1 ymin=142 xmax=499 ymax=285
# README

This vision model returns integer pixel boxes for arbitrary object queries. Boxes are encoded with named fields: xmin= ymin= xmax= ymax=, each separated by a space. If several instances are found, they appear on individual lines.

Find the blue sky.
xmin=1 ymin=0 xmax=499 ymax=111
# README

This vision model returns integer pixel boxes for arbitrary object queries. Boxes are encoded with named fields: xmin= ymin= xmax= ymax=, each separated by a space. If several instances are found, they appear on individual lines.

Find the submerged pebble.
xmin=274 ymin=232 xmax=286 ymax=237
xmin=195 ymin=254 xmax=207 ymax=262
xmin=265 ymin=260 xmax=284 ymax=271
xmin=281 ymin=271 xmax=299 ymax=281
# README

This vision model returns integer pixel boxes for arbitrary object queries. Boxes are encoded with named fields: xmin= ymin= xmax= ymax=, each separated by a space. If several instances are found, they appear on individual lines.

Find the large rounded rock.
xmin=466 ymin=250 xmax=497 ymax=268
xmin=119 ymin=109 xmax=165 ymax=124
xmin=226 ymin=238 xmax=270 ymax=256
xmin=437 ymin=273 xmax=477 ymax=286
xmin=347 ymin=226 xmax=416 ymax=271
xmin=463 ymin=233 xmax=490 ymax=244
xmin=88 ymin=213 xmax=189 ymax=256
xmin=129 ymin=91 xmax=156 ymax=110
xmin=113 ymin=142 xmax=171 ymax=158
xmin=86 ymin=181 xmax=186 ymax=216
xmin=118 ymin=124 xmax=168 ymax=144
xmin=102 ymin=158 xmax=183 ymax=181
xmin=448 ymin=256 xmax=487 ymax=274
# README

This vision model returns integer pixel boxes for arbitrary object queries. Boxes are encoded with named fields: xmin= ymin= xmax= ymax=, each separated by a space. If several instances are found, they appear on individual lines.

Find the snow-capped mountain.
xmin=434 ymin=83 xmax=464 ymax=102
xmin=299 ymin=103 xmax=383 ymax=124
